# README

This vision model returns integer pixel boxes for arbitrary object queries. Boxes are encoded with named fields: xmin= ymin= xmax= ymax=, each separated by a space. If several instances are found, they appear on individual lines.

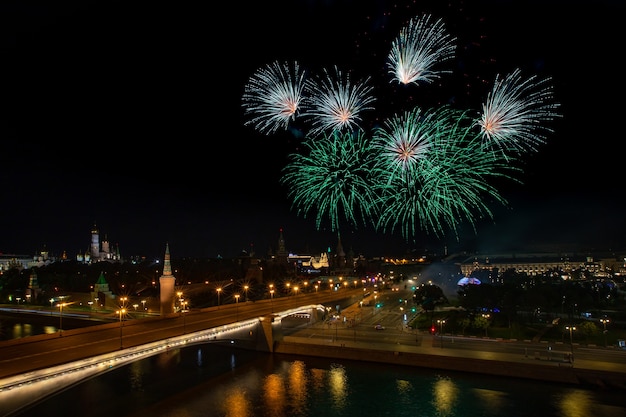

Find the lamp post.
xmin=270 ymin=289 xmax=275 ymax=313
xmin=177 ymin=291 xmax=183 ymax=311
xmin=566 ymin=325 xmax=576 ymax=361
xmin=600 ymin=318 xmax=610 ymax=347
xmin=437 ymin=319 xmax=446 ymax=348
xmin=243 ymin=285 xmax=249 ymax=302
xmin=49 ymin=298 xmax=54 ymax=315
xmin=181 ymin=301 xmax=188 ymax=334
xmin=117 ymin=308 xmax=126 ymax=349
xmin=141 ymin=299 xmax=146 ymax=316
xmin=216 ymin=287 xmax=222 ymax=309
xmin=58 ymin=302 xmax=66 ymax=336
xmin=235 ymin=294 xmax=240 ymax=320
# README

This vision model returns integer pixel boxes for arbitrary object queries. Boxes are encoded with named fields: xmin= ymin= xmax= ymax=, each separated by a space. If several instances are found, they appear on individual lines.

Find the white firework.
xmin=302 ymin=66 xmax=376 ymax=138
xmin=478 ymin=68 xmax=561 ymax=153
xmin=242 ymin=60 xmax=307 ymax=135
xmin=387 ymin=14 xmax=456 ymax=86
xmin=372 ymin=107 xmax=440 ymax=182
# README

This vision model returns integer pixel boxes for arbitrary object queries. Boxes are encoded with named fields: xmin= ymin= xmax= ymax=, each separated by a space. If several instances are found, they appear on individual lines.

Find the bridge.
xmin=0 ymin=289 xmax=362 ymax=416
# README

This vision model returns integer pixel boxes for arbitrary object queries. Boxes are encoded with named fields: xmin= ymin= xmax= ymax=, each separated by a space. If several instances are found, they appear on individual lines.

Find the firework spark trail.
xmin=241 ymin=60 xmax=307 ymax=135
xmin=477 ymin=68 xmax=561 ymax=153
xmin=376 ymin=109 xmax=521 ymax=240
xmin=372 ymin=106 xmax=459 ymax=184
xmin=280 ymin=130 xmax=383 ymax=232
xmin=301 ymin=66 xmax=376 ymax=138
xmin=387 ymin=14 xmax=456 ymax=86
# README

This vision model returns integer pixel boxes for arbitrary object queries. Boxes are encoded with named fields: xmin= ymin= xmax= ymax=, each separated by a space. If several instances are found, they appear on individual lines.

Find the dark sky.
xmin=1 ymin=1 xmax=623 ymax=260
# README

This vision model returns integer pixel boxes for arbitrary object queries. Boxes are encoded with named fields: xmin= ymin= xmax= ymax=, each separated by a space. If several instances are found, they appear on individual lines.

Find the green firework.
xmin=280 ymin=130 xmax=383 ymax=232
xmin=376 ymin=109 xmax=522 ymax=240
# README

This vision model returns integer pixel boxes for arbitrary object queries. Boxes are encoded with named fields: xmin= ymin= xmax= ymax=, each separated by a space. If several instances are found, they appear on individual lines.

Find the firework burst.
xmin=387 ymin=14 xmax=456 ymax=86
xmin=241 ymin=60 xmax=307 ymax=135
xmin=301 ymin=66 xmax=376 ymax=138
xmin=477 ymin=68 xmax=560 ymax=153
xmin=372 ymin=106 xmax=457 ymax=184
xmin=376 ymin=109 xmax=521 ymax=240
xmin=280 ymin=130 xmax=383 ymax=232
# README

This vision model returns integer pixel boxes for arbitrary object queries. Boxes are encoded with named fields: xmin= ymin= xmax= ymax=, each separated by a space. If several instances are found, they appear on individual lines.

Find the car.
xmin=374 ymin=324 xmax=385 ymax=330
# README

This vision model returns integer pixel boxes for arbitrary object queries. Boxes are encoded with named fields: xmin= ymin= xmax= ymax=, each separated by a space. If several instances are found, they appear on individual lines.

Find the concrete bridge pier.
xmin=258 ymin=315 xmax=276 ymax=352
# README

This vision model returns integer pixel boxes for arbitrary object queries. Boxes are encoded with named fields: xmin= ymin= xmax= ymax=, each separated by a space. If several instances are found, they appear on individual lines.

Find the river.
xmin=7 ymin=343 xmax=626 ymax=417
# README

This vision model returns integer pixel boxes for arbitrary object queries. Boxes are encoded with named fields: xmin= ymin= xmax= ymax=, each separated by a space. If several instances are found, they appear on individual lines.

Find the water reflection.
xmin=263 ymin=373 xmax=286 ymax=417
xmin=474 ymin=388 xmax=508 ymax=415
xmin=197 ymin=348 xmax=203 ymax=366
xmin=129 ymin=361 xmax=144 ymax=392
xmin=556 ymin=389 xmax=593 ymax=417
xmin=328 ymin=363 xmax=348 ymax=412
xmin=223 ymin=387 xmax=251 ymax=417
xmin=14 ymin=345 xmax=626 ymax=417
xmin=287 ymin=361 xmax=307 ymax=416
xmin=431 ymin=376 xmax=459 ymax=417
xmin=396 ymin=379 xmax=415 ymax=408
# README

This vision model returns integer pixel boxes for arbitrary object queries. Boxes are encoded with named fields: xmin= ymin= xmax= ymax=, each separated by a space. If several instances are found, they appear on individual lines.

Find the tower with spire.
xmin=335 ymin=232 xmax=346 ymax=270
xmin=159 ymin=243 xmax=176 ymax=315
xmin=90 ymin=223 xmax=100 ymax=260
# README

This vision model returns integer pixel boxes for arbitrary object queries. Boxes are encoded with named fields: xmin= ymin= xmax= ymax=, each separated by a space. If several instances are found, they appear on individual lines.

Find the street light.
xmin=270 ymin=289 xmax=275 ymax=312
xmin=437 ymin=319 xmax=446 ymax=348
xmin=566 ymin=325 xmax=576 ymax=361
xmin=181 ymin=301 xmax=188 ymax=334
xmin=243 ymin=285 xmax=249 ymax=302
xmin=600 ymin=318 xmax=610 ymax=347
xmin=216 ymin=287 xmax=222 ymax=309
xmin=141 ymin=299 xmax=146 ymax=315
xmin=57 ymin=302 xmax=67 ymax=336
xmin=117 ymin=308 xmax=126 ymax=349
xmin=235 ymin=294 xmax=240 ymax=320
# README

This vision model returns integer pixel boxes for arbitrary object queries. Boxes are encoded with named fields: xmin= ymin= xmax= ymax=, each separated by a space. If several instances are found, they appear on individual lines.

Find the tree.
xmin=459 ymin=317 xmax=471 ymax=335
xmin=473 ymin=315 xmax=491 ymax=337
xmin=414 ymin=283 xmax=448 ymax=313
xmin=578 ymin=320 xmax=599 ymax=344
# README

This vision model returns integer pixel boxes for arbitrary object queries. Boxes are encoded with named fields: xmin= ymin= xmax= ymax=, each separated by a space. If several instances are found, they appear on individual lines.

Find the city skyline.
xmin=1 ymin=1 xmax=623 ymax=260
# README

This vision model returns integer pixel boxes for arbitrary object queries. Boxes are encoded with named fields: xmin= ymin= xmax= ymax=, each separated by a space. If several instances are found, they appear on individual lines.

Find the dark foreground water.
xmin=12 ymin=343 xmax=626 ymax=417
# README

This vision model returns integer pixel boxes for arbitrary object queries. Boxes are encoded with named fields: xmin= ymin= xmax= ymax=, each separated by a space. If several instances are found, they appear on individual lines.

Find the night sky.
xmin=1 ymin=1 xmax=623 ymax=260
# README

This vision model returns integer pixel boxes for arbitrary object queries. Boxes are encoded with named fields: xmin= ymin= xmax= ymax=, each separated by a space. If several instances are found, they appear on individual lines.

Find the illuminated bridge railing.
xmin=0 ymin=305 xmax=325 ymax=417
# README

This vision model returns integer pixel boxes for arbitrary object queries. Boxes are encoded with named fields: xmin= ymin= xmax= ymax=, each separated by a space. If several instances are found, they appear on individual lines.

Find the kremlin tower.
xmin=159 ymin=243 xmax=176 ymax=315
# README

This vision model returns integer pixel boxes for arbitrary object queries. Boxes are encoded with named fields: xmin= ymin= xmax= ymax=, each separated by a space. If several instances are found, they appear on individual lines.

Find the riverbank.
xmin=275 ymin=335 xmax=626 ymax=390
xmin=274 ymin=300 xmax=626 ymax=391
